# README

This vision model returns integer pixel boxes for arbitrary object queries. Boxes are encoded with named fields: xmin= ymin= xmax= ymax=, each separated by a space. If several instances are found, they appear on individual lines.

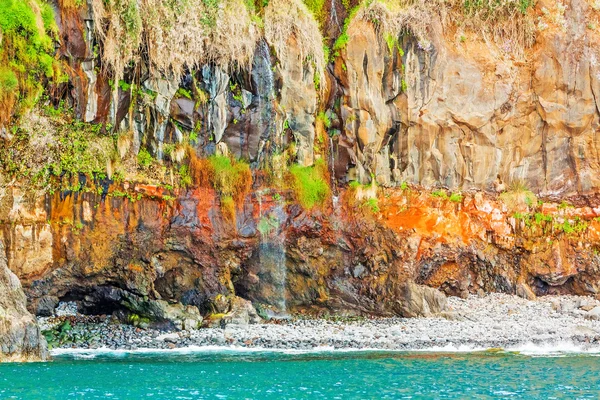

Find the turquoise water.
xmin=1 ymin=350 xmax=599 ymax=399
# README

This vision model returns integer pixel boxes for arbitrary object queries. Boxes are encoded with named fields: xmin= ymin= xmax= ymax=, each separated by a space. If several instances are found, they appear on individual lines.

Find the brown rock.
xmin=0 ymin=243 xmax=48 ymax=362
xmin=395 ymin=282 xmax=448 ymax=318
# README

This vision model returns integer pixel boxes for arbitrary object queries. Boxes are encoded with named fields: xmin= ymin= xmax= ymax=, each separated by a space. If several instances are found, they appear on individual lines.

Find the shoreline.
xmin=42 ymin=293 xmax=600 ymax=357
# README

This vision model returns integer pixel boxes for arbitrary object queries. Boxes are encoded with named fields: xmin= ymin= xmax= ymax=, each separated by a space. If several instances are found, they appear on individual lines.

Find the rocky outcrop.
xmin=333 ymin=0 xmax=600 ymax=197
xmin=0 ymin=243 xmax=47 ymax=362
xmin=395 ymin=282 xmax=448 ymax=318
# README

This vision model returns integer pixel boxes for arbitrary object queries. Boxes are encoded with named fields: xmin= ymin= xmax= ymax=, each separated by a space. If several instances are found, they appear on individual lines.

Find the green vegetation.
xmin=137 ymin=148 xmax=153 ymax=168
xmin=431 ymin=190 xmax=448 ymax=199
xmin=303 ymin=0 xmax=326 ymax=25
xmin=0 ymin=0 xmax=61 ymax=126
xmin=289 ymin=159 xmax=330 ymax=209
xmin=208 ymin=155 xmax=252 ymax=202
xmin=332 ymin=6 xmax=360 ymax=59
xmin=499 ymin=181 xmax=537 ymax=211
xmin=317 ymin=111 xmax=331 ymax=128
xmin=449 ymin=192 xmax=463 ymax=203
xmin=176 ymin=87 xmax=193 ymax=100
xmin=362 ymin=197 xmax=380 ymax=213
xmin=431 ymin=189 xmax=462 ymax=203
xmin=513 ymin=211 xmax=590 ymax=237
xmin=257 ymin=215 xmax=280 ymax=236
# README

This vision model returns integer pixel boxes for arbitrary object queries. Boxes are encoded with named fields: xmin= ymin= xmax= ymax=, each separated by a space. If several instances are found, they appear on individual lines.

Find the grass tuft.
xmin=289 ymin=159 xmax=330 ymax=209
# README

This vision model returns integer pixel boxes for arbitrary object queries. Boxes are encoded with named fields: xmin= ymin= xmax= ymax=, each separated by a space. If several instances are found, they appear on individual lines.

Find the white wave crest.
xmin=50 ymin=341 xmax=600 ymax=359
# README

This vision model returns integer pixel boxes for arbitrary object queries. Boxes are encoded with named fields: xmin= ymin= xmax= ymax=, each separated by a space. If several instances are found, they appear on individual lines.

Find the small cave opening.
xmin=58 ymin=285 xmax=131 ymax=317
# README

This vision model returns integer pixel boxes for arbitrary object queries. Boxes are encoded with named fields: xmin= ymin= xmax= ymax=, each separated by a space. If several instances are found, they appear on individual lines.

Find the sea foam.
xmin=50 ymin=341 xmax=600 ymax=359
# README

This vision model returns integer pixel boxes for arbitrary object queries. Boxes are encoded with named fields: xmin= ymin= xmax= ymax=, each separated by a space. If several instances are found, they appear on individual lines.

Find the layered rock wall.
xmin=2 ymin=0 xmax=600 ymax=323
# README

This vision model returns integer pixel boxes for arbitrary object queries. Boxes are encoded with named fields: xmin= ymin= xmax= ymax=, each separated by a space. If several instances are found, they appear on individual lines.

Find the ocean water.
xmin=1 ymin=348 xmax=599 ymax=399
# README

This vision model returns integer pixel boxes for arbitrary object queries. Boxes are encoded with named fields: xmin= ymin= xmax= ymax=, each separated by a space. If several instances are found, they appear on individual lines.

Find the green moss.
xmin=0 ymin=67 xmax=18 ymax=91
xmin=431 ymin=190 xmax=448 ymax=199
xmin=317 ymin=111 xmax=331 ymax=128
xmin=449 ymin=192 xmax=463 ymax=203
xmin=137 ymin=148 xmax=153 ymax=168
xmin=289 ymin=159 xmax=330 ymax=209
xmin=332 ymin=5 xmax=360 ymax=58
xmin=176 ymin=87 xmax=193 ymax=100
xmin=0 ymin=0 xmax=60 ymax=124
xmin=303 ymin=0 xmax=326 ymax=26
xmin=362 ymin=197 xmax=380 ymax=213
xmin=348 ymin=180 xmax=361 ymax=189
xmin=208 ymin=155 xmax=252 ymax=202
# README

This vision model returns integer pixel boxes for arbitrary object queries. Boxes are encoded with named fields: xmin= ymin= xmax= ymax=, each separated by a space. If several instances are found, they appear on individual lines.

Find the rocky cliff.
xmin=2 ymin=0 xmax=600 ymax=330
xmin=0 ymin=243 xmax=48 ymax=362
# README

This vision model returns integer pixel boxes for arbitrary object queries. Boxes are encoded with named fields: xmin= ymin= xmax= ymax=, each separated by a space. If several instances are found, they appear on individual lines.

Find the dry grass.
xmin=354 ymin=0 xmax=536 ymax=58
xmin=92 ymin=0 xmax=259 ymax=81
xmin=264 ymin=0 xmax=326 ymax=86
xmin=499 ymin=180 xmax=537 ymax=212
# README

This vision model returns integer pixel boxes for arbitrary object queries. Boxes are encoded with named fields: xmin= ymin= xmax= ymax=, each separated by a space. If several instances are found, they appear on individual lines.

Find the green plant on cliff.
xmin=137 ymin=148 xmax=153 ymax=168
xmin=499 ymin=181 xmax=537 ymax=212
xmin=332 ymin=5 xmax=360 ymax=58
xmin=208 ymin=155 xmax=252 ymax=202
xmin=431 ymin=190 xmax=448 ymax=200
xmin=362 ymin=197 xmax=380 ymax=213
xmin=289 ymin=159 xmax=330 ymax=209
xmin=449 ymin=192 xmax=463 ymax=203
xmin=257 ymin=215 xmax=279 ymax=237
xmin=0 ymin=0 xmax=62 ymax=127
xmin=303 ymin=0 xmax=326 ymax=26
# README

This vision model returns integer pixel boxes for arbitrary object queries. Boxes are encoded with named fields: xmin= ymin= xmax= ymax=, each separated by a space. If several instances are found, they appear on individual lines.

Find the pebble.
xmin=39 ymin=294 xmax=600 ymax=352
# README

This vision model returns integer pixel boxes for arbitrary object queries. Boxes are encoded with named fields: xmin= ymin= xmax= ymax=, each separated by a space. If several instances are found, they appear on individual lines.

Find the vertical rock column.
xmin=0 ymin=243 xmax=48 ymax=362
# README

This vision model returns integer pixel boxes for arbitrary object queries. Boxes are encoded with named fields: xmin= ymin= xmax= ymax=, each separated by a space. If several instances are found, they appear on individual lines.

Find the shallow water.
xmin=1 ymin=350 xmax=599 ymax=399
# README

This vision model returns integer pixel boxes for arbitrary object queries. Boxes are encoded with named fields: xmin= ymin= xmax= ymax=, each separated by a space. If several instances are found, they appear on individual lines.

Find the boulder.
xmin=0 ymin=243 xmax=48 ymax=361
xmin=586 ymin=306 xmax=600 ymax=321
xmin=395 ymin=282 xmax=448 ymax=318
xmin=222 ymin=296 xmax=262 ymax=326
xmin=33 ymin=295 xmax=59 ymax=317
xmin=515 ymin=283 xmax=537 ymax=301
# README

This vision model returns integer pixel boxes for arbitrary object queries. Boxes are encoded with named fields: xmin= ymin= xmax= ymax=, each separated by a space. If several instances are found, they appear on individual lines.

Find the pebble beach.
xmin=41 ymin=294 xmax=600 ymax=354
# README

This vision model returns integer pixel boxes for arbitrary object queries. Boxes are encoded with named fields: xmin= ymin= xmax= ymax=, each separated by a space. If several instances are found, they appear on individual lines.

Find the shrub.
xmin=289 ymin=159 xmax=330 ymax=209
xmin=303 ymin=0 xmax=326 ymax=25
xmin=431 ymin=190 xmax=448 ymax=199
xmin=499 ymin=180 xmax=537 ymax=212
xmin=449 ymin=192 xmax=463 ymax=203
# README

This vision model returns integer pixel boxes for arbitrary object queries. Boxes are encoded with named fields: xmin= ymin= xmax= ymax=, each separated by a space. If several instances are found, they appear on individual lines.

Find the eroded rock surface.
xmin=0 ymin=243 xmax=47 ymax=362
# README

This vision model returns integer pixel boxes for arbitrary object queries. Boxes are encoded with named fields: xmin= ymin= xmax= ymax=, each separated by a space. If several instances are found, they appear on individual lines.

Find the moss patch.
xmin=0 ymin=0 xmax=61 ymax=126
xmin=289 ymin=159 xmax=330 ymax=209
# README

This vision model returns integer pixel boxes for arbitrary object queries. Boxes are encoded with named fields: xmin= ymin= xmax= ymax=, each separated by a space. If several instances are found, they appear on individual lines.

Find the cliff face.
xmin=2 ymin=0 xmax=600 ymax=324
xmin=0 ymin=243 xmax=48 ymax=362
